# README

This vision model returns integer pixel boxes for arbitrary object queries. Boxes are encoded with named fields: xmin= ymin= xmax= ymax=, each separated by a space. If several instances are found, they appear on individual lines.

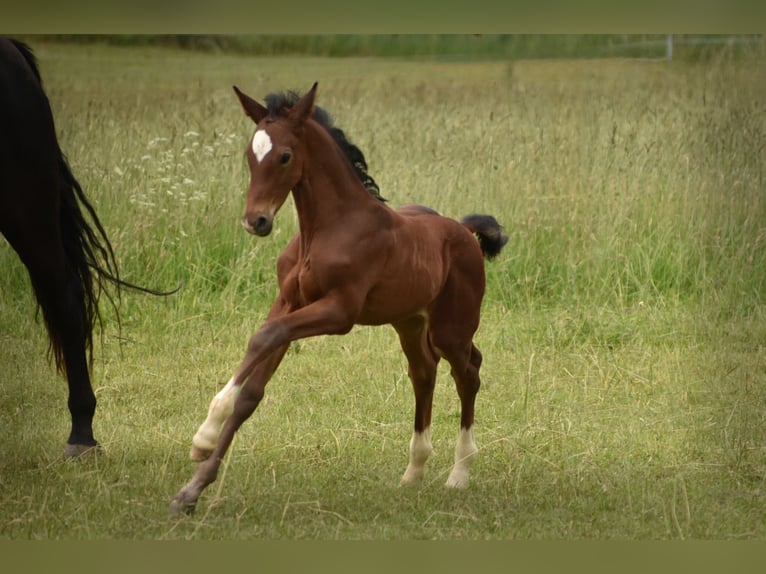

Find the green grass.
xmin=0 ymin=41 xmax=764 ymax=539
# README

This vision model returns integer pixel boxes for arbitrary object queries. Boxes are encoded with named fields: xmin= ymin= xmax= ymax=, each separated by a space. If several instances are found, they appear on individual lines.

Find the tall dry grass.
xmin=0 ymin=42 xmax=763 ymax=539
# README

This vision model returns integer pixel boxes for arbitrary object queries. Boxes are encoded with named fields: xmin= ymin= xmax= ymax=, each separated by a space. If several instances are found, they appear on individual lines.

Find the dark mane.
xmin=10 ymin=39 xmax=42 ymax=84
xmin=264 ymin=90 xmax=385 ymax=202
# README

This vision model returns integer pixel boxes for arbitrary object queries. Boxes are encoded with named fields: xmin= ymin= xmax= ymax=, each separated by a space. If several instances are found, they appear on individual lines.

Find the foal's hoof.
xmin=64 ymin=443 xmax=103 ymax=458
xmin=445 ymin=471 xmax=470 ymax=490
xmin=399 ymin=468 xmax=425 ymax=486
xmin=189 ymin=445 xmax=213 ymax=462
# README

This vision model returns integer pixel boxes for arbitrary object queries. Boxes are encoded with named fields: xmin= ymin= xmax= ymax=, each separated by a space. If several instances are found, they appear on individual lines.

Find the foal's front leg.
xmin=170 ymin=344 xmax=286 ymax=515
xmin=170 ymin=295 xmax=360 ymax=515
xmin=189 ymin=377 xmax=239 ymax=462
xmin=189 ymin=340 xmax=288 ymax=462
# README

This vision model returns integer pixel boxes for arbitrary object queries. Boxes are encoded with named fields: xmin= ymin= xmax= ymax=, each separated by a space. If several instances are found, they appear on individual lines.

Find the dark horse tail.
xmin=13 ymin=40 xmax=178 ymax=374
xmin=460 ymin=214 xmax=509 ymax=260
xmin=51 ymin=156 xmax=180 ymax=372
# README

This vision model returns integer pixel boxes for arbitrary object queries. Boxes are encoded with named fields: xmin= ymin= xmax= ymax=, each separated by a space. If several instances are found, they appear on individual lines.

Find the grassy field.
xmin=0 ymin=41 xmax=764 ymax=539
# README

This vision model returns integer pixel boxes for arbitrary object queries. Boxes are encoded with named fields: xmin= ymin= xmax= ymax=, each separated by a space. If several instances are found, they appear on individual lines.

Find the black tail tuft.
xmin=460 ymin=214 xmax=508 ymax=260
xmin=49 ymin=155 xmax=181 ymax=373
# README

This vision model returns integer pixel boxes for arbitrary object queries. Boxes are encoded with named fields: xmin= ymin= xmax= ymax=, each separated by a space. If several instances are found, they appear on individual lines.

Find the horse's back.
xmin=0 ymin=38 xmax=51 ymax=137
xmin=0 ymin=38 xmax=61 ymax=237
xmin=396 ymin=204 xmax=440 ymax=218
xmin=395 ymin=204 xmax=486 ymax=264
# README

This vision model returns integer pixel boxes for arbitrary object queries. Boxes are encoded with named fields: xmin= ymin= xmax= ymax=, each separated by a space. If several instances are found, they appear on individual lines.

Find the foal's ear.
xmin=288 ymin=82 xmax=318 ymax=126
xmin=233 ymin=85 xmax=269 ymax=123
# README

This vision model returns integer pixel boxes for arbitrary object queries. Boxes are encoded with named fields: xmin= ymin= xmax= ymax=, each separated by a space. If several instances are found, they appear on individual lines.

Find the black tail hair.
xmin=11 ymin=39 xmax=179 ymax=372
xmin=460 ymin=214 xmax=509 ymax=260
xmin=46 ymin=155 xmax=180 ymax=373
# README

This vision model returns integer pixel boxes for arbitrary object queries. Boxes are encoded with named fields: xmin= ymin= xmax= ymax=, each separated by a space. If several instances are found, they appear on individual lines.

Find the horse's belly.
xmin=357 ymin=279 xmax=438 ymax=326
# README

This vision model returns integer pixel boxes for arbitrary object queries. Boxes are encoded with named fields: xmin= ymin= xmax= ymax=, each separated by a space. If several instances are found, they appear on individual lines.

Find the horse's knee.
xmin=470 ymin=345 xmax=483 ymax=370
xmin=233 ymin=381 xmax=264 ymax=419
xmin=67 ymin=392 xmax=96 ymax=418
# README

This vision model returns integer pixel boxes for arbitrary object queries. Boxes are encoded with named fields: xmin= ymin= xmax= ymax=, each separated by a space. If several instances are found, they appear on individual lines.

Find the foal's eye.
xmin=279 ymin=151 xmax=292 ymax=166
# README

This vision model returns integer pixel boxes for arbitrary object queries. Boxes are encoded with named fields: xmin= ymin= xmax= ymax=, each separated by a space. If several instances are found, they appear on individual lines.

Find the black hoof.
xmin=64 ymin=443 xmax=103 ymax=458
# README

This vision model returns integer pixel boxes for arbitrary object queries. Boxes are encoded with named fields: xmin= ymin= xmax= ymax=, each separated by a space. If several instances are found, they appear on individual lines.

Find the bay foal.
xmin=171 ymin=83 xmax=507 ymax=514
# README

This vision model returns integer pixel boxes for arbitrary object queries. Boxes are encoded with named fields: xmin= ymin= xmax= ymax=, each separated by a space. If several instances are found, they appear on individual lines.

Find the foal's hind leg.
xmin=444 ymin=344 xmax=482 ymax=488
xmin=427 ymin=242 xmax=487 ymax=489
xmin=394 ymin=316 xmax=439 ymax=485
xmin=430 ymin=315 xmax=483 ymax=488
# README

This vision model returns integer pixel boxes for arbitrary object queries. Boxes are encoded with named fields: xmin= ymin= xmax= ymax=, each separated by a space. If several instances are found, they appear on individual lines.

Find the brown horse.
xmin=0 ymin=38 xmax=177 ymax=457
xmin=170 ymin=83 xmax=507 ymax=514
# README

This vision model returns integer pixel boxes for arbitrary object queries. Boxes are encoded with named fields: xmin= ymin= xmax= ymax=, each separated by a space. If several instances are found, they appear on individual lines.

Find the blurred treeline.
xmin=26 ymin=34 xmax=765 ymax=60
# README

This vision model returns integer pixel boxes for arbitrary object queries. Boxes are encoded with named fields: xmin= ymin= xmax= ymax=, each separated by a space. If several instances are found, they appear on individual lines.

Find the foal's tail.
xmin=460 ymin=214 xmax=508 ymax=260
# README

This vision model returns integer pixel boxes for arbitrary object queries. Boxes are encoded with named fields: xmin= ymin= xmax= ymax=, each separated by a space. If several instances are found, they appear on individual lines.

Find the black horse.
xmin=0 ymin=38 xmax=175 ymax=456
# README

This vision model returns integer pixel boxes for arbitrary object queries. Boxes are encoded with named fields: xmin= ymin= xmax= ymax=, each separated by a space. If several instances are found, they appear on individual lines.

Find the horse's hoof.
xmin=64 ymin=443 xmax=103 ymax=458
xmin=399 ymin=468 xmax=425 ymax=486
xmin=445 ymin=472 xmax=470 ymax=490
xmin=170 ymin=496 xmax=197 ymax=517
xmin=189 ymin=445 xmax=212 ymax=462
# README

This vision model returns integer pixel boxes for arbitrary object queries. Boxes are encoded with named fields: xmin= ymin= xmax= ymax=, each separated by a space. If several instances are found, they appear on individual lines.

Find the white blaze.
xmin=251 ymin=129 xmax=273 ymax=163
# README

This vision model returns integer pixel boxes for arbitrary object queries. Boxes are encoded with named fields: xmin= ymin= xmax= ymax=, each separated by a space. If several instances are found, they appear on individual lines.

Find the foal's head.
xmin=233 ymin=83 xmax=318 ymax=236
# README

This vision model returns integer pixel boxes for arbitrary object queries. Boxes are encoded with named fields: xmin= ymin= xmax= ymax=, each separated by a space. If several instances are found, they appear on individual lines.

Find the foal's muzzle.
xmin=242 ymin=214 xmax=273 ymax=237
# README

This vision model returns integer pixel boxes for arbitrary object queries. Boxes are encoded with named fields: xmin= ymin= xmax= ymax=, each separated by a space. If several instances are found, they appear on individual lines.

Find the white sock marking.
xmin=400 ymin=427 xmax=433 ymax=485
xmin=446 ymin=426 xmax=478 ymax=489
xmin=251 ymin=129 xmax=272 ymax=163
xmin=192 ymin=378 xmax=241 ymax=453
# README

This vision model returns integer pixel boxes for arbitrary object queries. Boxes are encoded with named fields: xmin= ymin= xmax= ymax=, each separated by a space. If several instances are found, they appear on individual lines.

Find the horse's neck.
xmin=292 ymin=126 xmax=378 ymax=238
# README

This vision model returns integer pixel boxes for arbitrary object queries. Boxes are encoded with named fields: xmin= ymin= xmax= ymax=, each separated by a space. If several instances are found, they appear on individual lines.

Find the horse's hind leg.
xmin=394 ymin=316 xmax=439 ymax=485
xmin=38 ymin=263 xmax=99 ymax=456
xmin=40 ymin=268 xmax=98 ymax=456
xmin=444 ymin=343 xmax=482 ymax=489
xmin=429 ymin=300 xmax=483 ymax=488
xmin=57 ymin=276 xmax=99 ymax=456
xmin=3 ymin=216 xmax=99 ymax=457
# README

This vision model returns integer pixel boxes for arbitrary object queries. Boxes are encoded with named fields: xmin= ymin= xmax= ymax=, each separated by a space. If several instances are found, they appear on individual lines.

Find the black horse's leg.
xmin=5 ymin=223 xmax=99 ymax=457
xmin=1 ymin=38 xmax=101 ymax=457
xmin=54 ymin=272 xmax=99 ymax=456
